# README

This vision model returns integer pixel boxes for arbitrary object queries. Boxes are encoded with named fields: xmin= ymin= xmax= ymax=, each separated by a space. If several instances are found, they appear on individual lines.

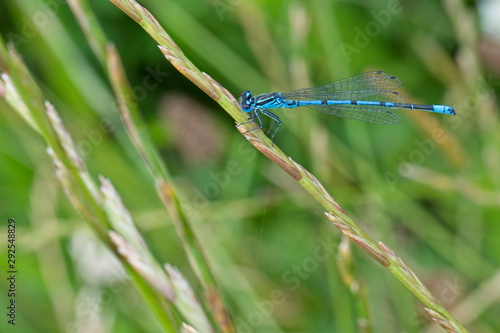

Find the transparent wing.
xmin=282 ymin=71 xmax=403 ymax=101
xmin=282 ymin=72 xmax=405 ymax=124
xmin=309 ymin=104 xmax=401 ymax=125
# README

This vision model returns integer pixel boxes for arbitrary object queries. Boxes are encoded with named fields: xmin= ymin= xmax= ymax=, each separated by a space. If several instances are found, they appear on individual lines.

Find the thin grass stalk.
xmin=106 ymin=48 xmax=233 ymax=332
xmin=106 ymin=1 xmax=470 ymax=331
xmin=0 ymin=35 xmax=109 ymax=243
xmin=65 ymin=1 xmax=235 ymax=330
xmin=337 ymin=237 xmax=373 ymax=333
xmin=0 ymin=36 xmax=205 ymax=333
xmin=67 ymin=0 xmax=108 ymax=65
xmin=102 ymin=178 xmax=214 ymax=332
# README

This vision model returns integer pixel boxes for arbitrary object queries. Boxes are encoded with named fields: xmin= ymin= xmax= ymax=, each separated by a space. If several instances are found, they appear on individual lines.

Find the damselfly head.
xmin=240 ymin=90 xmax=254 ymax=112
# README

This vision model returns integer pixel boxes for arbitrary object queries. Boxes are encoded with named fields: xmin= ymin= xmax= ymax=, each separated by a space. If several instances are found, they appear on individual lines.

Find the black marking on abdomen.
xmin=351 ymin=100 xmax=357 ymax=105
xmin=408 ymin=104 xmax=433 ymax=110
xmin=321 ymin=100 xmax=328 ymax=105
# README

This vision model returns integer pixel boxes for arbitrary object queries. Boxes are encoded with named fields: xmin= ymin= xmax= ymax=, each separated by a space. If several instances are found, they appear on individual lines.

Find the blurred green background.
xmin=1 ymin=0 xmax=499 ymax=332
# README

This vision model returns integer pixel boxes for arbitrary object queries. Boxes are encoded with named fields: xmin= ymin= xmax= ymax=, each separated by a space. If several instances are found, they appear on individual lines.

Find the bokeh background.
xmin=1 ymin=0 xmax=499 ymax=332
